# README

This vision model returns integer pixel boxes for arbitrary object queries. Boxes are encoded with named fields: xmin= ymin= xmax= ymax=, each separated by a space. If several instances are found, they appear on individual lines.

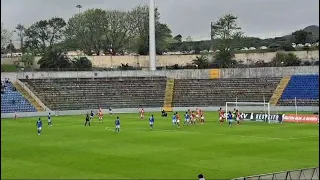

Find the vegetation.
xmin=1 ymin=64 xmax=19 ymax=72
xmin=1 ymin=112 xmax=318 ymax=179
xmin=18 ymin=54 xmax=35 ymax=68
xmin=1 ymin=22 xmax=12 ymax=50
xmin=1 ymin=7 xmax=319 ymax=70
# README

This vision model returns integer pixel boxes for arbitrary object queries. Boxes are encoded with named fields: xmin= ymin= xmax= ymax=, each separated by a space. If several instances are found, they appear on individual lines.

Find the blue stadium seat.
xmin=281 ymin=75 xmax=319 ymax=100
xmin=1 ymin=83 xmax=37 ymax=113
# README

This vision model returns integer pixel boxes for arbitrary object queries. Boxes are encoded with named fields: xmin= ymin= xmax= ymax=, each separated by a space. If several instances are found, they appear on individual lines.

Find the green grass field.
xmin=1 ymin=112 xmax=319 ymax=179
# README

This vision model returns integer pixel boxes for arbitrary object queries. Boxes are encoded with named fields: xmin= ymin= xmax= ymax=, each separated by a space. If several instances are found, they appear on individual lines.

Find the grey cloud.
xmin=1 ymin=0 xmax=319 ymax=41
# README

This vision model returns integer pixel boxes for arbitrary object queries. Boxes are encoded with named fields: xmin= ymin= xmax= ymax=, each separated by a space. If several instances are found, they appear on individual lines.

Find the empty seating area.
xmin=172 ymin=77 xmax=282 ymax=107
xmin=20 ymin=77 xmax=167 ymax=111
xmin=278 ymin=75 xmax=319 ymax=106
xmin=1 ymin=80 xmax=37 ymax=113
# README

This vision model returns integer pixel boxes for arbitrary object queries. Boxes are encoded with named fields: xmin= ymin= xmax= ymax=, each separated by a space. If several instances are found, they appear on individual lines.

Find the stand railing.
xmin=233 ymin=167 xmax=319 ymax=180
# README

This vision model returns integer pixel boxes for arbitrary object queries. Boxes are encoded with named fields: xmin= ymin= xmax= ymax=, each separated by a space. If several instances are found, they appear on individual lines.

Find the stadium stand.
xmin=278 ymin=75 xmax=319 ymax=106
xmin=1 ymin=80 xmax=37 ymax=113
xmin=172 ymin=77 xmax=282 ymax=107
xmin=20 ymin=77 xmax=167 ymax=110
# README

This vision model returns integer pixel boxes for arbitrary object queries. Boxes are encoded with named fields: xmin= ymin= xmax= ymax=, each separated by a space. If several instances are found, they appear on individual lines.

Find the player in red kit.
xmin=219 ymin=108 xmax=225 ymax=125
xmin=98 ymin=107 xmax=103 ymax=122
xmin=175 ymin=112 xmax=181 ymax=128
xmin=200 ymin=110 xmax=205 ymax=123
xmin=236 ymin=110 xmax=241 ymax=125
xmin=140 ymin=109 xmax=144 ymax=119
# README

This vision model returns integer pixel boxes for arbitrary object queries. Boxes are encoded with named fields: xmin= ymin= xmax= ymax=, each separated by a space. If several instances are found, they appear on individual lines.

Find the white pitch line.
xmin=104 ymin=127 xmax=318 ymax=141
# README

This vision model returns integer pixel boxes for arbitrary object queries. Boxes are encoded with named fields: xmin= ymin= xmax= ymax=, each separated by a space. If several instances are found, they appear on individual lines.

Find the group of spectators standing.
xmin=1 ymin=78 xmax=18 ymax=104
xmin=1 ymin=78 xmax=11 ymax=94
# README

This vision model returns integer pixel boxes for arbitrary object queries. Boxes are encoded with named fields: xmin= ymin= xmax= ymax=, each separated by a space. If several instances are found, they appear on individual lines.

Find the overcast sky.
xmin=1 ymin=0 xmax=319 ymax=42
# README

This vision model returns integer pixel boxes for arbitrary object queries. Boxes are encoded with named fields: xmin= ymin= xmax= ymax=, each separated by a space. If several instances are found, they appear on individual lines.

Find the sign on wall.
xmin=209 ymin=69 xmax=220 ymax=79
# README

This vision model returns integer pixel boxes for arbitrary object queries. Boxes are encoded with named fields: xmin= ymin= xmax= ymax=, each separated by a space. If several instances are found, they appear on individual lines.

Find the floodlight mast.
xmin=149 ymin=0 xmax=156 ymax=71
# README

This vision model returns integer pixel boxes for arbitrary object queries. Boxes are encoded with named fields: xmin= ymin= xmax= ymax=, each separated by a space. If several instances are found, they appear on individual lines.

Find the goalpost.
xmin=225 ymin=102 xmax=272 ymax=124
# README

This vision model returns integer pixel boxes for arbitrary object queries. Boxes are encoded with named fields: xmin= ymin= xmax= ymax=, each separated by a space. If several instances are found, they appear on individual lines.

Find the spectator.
xmin=198 ymin=174 xmax=205 ymax=180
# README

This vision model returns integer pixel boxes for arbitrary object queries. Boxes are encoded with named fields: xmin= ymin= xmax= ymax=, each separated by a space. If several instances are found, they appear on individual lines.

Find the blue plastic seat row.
xmin=1 ymin=83 xmax=37 ymax=113
xmin=281 ymin=75 xmax=319 ymax=100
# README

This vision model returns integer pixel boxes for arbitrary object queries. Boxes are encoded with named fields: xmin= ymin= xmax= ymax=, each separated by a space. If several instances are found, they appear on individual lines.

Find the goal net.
xmin=225 ymin=102 xmax=278 ymax=124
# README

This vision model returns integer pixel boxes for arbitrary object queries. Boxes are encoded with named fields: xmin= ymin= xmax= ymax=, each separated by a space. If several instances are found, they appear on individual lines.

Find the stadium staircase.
xmin=162 ymin=79 xmax=175 ymax=112
xmin=13 ymin=82 xmax=44 ymax=111
xmin=278 ymin=75 xmax=319 ymax=106
xmin=269 ymin=76 xmax=291 ymax=106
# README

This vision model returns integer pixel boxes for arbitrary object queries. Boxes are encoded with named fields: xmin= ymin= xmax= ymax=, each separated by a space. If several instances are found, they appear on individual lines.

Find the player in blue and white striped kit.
xmin=149 ymin=115 xmax=155 ymax=130
xmin=184 ymin=112 xmax=190 ymax=126
xmin=172 ymin=113 xmax=177 ymax=126
xmin=227 ymin=111 xmax=233 ymax=127
xmin=115 ymin=117 xmax=120 ymax=133
xmin=48 ymin=113 xmax=52 ymax=126
xmin=36 ymin=118 xmax=43 ymax=135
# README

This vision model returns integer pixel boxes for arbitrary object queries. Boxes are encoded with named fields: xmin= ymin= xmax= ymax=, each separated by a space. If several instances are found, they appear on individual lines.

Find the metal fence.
xmin=233 ymin=167 xmax=319 ymax=180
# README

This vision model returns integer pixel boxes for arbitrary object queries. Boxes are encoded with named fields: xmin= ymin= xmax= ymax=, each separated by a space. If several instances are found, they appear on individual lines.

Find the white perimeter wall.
xmin=1 ymin=66 xmax=319 ymax=82
xmin=1 ymin=106 xmax=318 ymax=119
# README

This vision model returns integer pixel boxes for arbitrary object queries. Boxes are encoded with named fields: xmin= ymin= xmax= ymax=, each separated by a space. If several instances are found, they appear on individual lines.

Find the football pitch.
xmin=1 ymin=111 xmax=319 ymax=179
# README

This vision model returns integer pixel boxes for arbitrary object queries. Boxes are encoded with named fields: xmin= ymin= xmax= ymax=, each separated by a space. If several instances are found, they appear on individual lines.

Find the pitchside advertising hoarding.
xmin=239 ymin=113 xmax=319 ymax=124
xmin=240 ymin=113 xmax=283 ymax=122
xmin=282 ymin=114 xmax=319 ymax=124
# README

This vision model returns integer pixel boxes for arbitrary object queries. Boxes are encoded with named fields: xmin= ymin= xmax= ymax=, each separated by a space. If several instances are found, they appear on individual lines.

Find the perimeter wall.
xmin=1 ymin=50 xmax=319 ymax=68
xmin=1 ymin=106 xmax=318 ymax=119
xmin=1 ymin=66 xmax=319 ymax=81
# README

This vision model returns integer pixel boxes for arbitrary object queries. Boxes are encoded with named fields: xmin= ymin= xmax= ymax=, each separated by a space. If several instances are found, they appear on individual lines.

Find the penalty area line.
xmin=103 ymin=127 xmax=318 ymax=141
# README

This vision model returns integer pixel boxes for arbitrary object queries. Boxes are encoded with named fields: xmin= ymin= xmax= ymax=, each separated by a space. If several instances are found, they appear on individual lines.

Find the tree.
xmin=211 ymin=14 xmax=243 ymax=51
xmin=19 ymin=54 xmax=35 ymax=68
xmin=214 ymin=50 xmax=237 ymax=68
xmin=15 ymin=24 xmax=26 ymax=53
xmin=132 ymin=5 xmax=173 ymax=55
xmin=66 ymin=9 xmax=107 ymax=55
xmin=186 ymin=36 xmax=193 ymax=42
xmin=155 ymin=23 xmax=172 ymax=54
xmin=211 ymin=14 xmax=243 ymax=67
xmin=292 ymin=30 xmax=312 ymax=45
xmin=173 ymin=34 xmax=182 ymax=42
xmin=6 ymin=42 xmax=16 ymax=53
xmin=104 ymin=10 xmax=139 ymax=54
xmin=280 ymin=42 xmax=295 ymax=51
xmin=25 ymin=17 xmax=66 ymax=55
xmin=269 ymin=52 xmax=301 ymax=67
xmin=192 ymin=55 xmax=209 ymax=69
xmin=1 ymin=23 xmax=12 ymax=50
xmin=37 ymin=50 xmax=72 ymax=69
xmin=72 ymin=57 xmax=92 ymax=69
xmin=180 ymin=43 xmax=191 ymax=52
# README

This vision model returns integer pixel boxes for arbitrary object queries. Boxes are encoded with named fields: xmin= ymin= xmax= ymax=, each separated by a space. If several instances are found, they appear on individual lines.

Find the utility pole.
xmin=210 ymin=22 xmax=214 ymax=52
xmin=10 ymin=39 xmax=13 ymax=58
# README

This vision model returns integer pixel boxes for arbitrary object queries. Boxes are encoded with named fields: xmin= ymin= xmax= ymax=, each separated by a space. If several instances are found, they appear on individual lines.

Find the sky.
xmin=1 ymin=0 xmax=319 ymax=42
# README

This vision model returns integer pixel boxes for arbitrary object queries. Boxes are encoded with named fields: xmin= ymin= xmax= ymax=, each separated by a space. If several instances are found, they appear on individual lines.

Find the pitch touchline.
xmin=104 ymin=128 xmax=318 ymax=141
